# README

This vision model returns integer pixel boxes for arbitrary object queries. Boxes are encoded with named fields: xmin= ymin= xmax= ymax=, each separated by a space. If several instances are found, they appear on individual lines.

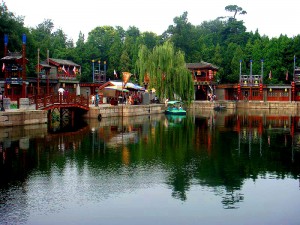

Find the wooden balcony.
xmin=240 ymin=75 xmax=263 ymax=86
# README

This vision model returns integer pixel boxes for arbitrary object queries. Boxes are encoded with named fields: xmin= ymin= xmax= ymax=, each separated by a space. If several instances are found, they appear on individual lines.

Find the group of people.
xmin=207 ymin=93 xmax=217 ymax=101
xmin=91 ymin=94 xmax=100 ymax=106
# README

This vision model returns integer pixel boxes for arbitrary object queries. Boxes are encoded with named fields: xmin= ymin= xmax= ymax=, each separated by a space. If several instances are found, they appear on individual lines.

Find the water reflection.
xmin=0 ymin=111 xmax=300 ymax=224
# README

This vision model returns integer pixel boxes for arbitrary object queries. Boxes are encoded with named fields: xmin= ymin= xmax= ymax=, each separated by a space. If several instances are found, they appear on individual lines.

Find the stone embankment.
xmin=1 ymin=101 xmax=300 ymax=127
xmin=192 ymin=100 xmax=300 ymax=116
xmin=0 ymin=110 xmax=47 ymax=127
xmin=85 ymin=104 xmax=165 ymax=119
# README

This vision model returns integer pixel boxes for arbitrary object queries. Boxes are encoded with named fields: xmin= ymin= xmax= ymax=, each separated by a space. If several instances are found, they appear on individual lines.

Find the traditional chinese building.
xmin=215 ymin=60 xmax=265 ymax=101
xmin=0 ymin=34 xmax=28 ymax=100
xmin=26 ymin=57 xmax=81 ymax=96
xmin=186 ymin=61 xmax=218 ymax=100
xmin=235 ymin=60 xmax=264 ymax=101
xmin=1 ymin=34 xmax=82 ymax=101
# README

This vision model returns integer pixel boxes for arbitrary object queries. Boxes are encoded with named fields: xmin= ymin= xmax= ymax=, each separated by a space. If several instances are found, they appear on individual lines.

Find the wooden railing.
xmin=29 ymin=94 xmax=89 ymax=110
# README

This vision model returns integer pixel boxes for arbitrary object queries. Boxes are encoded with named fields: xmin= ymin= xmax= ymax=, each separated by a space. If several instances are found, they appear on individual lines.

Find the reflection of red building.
xmin=186 ymin=62 xmax=218 ymax=100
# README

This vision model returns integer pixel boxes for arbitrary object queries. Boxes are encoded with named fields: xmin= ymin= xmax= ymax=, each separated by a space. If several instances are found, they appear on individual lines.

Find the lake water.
xmin=0 ymin=110 xmax=299 ymax=225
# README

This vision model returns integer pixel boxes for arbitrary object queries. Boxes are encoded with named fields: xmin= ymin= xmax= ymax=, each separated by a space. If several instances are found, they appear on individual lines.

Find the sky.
xmin=5 ymin=0 xmax=300 ymax=42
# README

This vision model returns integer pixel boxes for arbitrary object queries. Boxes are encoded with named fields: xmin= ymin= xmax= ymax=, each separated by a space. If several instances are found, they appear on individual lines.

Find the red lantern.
xmin=292 ymin=81 xmax=295 ymax=93
xmin=237 ymin=84 xmax=241 ymax=94
xmin=259 ymin=83 xmax=263 ymax=93
xmin=208 ymin=70 xmax=213 ymax=79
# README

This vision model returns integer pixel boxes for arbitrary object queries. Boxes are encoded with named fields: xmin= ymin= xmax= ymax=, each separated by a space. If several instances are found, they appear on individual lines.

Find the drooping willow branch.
xmin=136 ymin=41 xmax=194 ymax=104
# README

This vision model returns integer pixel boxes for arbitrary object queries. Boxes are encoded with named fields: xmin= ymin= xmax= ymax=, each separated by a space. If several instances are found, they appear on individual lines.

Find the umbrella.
xmin=125 ymin=83 xmax=145 ymax=91
xmin=102 ymin=86 xmax=129 ymax=98
xmin=104 ymin=86 xmax=129 ymax=92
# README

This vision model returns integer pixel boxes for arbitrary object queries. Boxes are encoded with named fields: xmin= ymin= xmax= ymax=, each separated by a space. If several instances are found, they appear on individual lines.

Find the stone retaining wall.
xmin=0 ymin=110 xmax=47 ymax=127
xmin=19 ymin=98 xmax=36 ymax=110
xmin=85 ymin=104 xmax=165 ymax=119
xmin=191 ymin=100 xmax=300 ymax=109
xmin=1 ymin=101 xmax=299 ymax=127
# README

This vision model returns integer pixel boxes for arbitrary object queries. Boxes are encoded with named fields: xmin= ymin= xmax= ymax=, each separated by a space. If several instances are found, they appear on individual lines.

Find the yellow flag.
xmin=122 ymin=72 xmax=131 ymax=85
xmin=144 ymin=73 xmax=150 ymax=84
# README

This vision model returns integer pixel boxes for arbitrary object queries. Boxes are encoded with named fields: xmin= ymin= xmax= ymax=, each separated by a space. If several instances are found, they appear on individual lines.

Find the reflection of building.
xmin=235 ymin=115 xmax=263 ymax=144
xmin=223 ymin=114 xmax=292 ymax=153
xmin=194 ymin=116 xmax=213 ymax=154
xmin=97 ymin=124 xmax=141 ymax=149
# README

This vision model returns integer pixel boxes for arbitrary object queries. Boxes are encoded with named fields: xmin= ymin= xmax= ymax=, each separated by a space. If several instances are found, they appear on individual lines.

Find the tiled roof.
xmin=1 ymin=51 xmax=22 ymax=60
xmin=49 ymin=58 xmax=80 ymax=66
xmin=186 ymin=61 xmax=218 ymax=70
xmin=39 ymin=61 xmax=52 ymax=68
xmin=1 ymin=52 xmax=28 ymax=62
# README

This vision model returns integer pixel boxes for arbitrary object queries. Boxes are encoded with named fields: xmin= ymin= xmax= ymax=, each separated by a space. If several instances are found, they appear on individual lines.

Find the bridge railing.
xmin=30 ymin=94 xmax=89 ymax=110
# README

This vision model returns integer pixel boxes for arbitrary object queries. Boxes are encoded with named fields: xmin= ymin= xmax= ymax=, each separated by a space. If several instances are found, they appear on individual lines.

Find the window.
xmin=252 ymin=91 xmax=259 ymax=97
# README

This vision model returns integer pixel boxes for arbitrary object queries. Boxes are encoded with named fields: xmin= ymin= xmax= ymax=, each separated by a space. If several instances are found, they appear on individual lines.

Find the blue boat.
xmin=165 ymin=100 xmax=186 ymax=115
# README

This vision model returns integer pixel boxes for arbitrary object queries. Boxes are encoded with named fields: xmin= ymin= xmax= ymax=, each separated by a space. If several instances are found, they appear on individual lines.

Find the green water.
xmin=0 ymin=111 xmax=299 ymax=225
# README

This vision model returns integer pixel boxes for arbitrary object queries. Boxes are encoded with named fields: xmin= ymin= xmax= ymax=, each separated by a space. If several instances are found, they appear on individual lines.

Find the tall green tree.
xmin=108 ymin=32 xmax=123 ymax=78
xmin=30 ymin=19 xmax=55 ymax=60
xmin=225 ymin=5 xmax=247 ymax=20
xmin=0 ymin=1 xmax=27 ymax=55
xmin=165 ymin=11 xmax=197 ymax=62
xmin=229 ymin=45 xmax=245 ymax=82
xmin=212 ymin=43 xmax=224 ymax=82
xmin=120 ymin=49 xmax=131 ymax=72
xmin=122 ymin=26 xmax=140 ymax=73
xmin=136 ymin=41 xmax=194 ymax=102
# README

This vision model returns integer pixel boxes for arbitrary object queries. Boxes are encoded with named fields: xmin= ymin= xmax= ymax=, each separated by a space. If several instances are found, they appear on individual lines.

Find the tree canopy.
xmin=1 ymin=1 xmax=299 ymax=86
xmin=136 ymin=41 xmax=194 ymax=102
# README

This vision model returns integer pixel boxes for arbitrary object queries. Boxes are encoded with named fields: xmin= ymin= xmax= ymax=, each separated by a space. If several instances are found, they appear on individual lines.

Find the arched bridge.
xmin=29 ymin=94 xmax=89 ymax=111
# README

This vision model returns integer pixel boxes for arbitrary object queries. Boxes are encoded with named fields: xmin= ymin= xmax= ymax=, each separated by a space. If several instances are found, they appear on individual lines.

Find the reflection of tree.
xmin=2 ymin=113 xmax=300 ymax=213
xmin=221 ymin=190 xmax=244 ymax=209
xmin=166 ymin=167 xmax=191 ymax=201
xmin=152 ymin=116 xmax=196 ymax=201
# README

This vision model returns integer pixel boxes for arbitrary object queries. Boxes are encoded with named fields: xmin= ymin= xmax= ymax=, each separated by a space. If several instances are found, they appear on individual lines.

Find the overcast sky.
xmin=5 ymin=0 xmax=300 ymax=41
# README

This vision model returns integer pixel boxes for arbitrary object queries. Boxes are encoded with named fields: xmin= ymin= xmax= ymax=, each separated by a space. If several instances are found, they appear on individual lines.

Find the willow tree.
xmin=136 ymin=41 xmax=194 ymax=103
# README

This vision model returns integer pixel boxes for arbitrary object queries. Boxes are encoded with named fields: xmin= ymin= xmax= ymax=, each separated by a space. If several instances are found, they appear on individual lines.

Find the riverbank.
xmin=0 ymin=109 xmax=47 ymax=127
xmin=84 ymin=103 xmax=165 ymax=119
xmin=1 ymin=100 xmax=300 ymax=127
xmin=87 ymin=100 xmax=300 ymax=119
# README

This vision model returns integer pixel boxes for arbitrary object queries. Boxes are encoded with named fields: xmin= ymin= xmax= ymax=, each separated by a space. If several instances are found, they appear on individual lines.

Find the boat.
xmin=165 ymin=100 xmax=186 ymax=115
xmin=213 ymin=104 xmax=227 ymax=111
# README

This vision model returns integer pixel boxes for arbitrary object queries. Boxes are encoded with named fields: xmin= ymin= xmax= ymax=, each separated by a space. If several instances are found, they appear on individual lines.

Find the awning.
xmin=125 ymin=83 xmax=145 ymax=91
xmin=102 ymin=86 xmax=129 ymax=97
xmin=104 ymin=86 xmax=129 ymax=92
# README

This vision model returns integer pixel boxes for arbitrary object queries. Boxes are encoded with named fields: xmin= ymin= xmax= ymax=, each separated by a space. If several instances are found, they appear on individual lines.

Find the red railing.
xmin=29 ymin=94 xmax=89 ymax=110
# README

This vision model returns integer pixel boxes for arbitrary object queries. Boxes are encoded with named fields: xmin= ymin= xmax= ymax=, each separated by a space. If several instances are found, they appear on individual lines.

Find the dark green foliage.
xmin=1 ymin=1 xmax=299 ymax=86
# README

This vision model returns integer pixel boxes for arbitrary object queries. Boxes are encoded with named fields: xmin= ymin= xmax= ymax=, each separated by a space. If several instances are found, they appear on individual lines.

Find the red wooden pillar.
xmin=22 ymin=82 xmax=26 ymax=98
xmin=292 ymin=82 xmax=295 ymax=101
xmin=22 ymin=34 xmax=26 ymax=80
xmin=22 ymin=34 xmax=27 ymax=98
xmin=237 ymin=84 xmax=241 ymax=100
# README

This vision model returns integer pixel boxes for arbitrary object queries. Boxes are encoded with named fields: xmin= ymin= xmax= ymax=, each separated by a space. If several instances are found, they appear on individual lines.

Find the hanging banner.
xmin=122 ymin=72 xmax=131 ymax=85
